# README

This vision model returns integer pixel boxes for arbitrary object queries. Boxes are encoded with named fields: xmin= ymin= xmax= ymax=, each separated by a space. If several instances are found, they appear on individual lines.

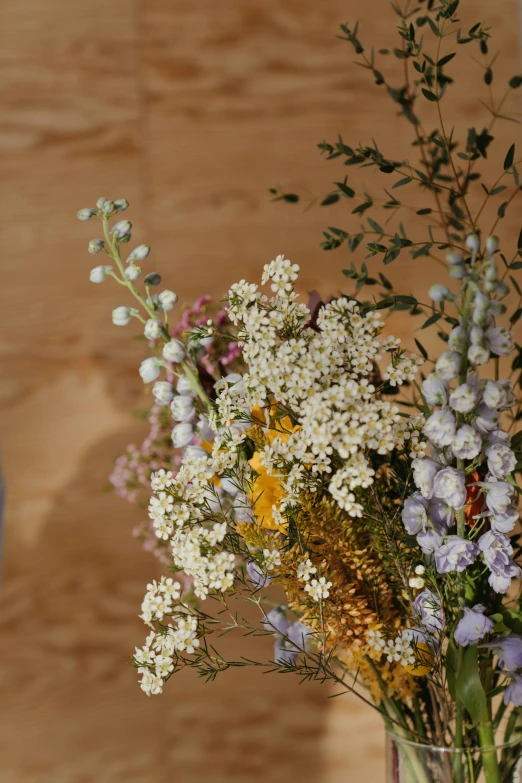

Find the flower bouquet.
xmin=77 ymin=2 xmax=522 ymax=780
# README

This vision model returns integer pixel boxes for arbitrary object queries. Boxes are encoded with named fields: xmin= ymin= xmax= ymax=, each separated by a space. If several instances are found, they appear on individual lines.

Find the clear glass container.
xmin=386 ymin=730 xmax=522 ymax=783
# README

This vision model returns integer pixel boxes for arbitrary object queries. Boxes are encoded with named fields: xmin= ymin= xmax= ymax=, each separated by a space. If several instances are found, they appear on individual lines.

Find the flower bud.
xmin=428 ymin=284 xmax=453 ymax=302
xmin=111 ymin=220 xmax=132 ymax=239
xmin=128 ymin=244 xmax=150 ymax=262
xmin=114 ymin=199 xmax=129 ymax=212
xmin=465 ymin=234 xmax=480 ymax=253
xmin=89 ymin=265 xmax=112 ymax=283
xmin=448 ymin=263 xmax=467 ymax=280
xmin=124 ymin=264 xmax=141 ymax=281
xmin=486 ymin=235 xmax=499 ymax=255
xmin=493 ymin=280 xmax=509 ymax=297
xmin=139 ymin=357 xmax=162 ymax=383
xmin=172 ymin=422 xmax=194 ymax=448
xmin=158 ymin=290 xmax=178 ymax=312
xmin=112 ymin=306 xmax=132 ymax=326
xmin=77 ymin=208 xmax=97 ymax=221
xmin=171 ymin=395 xmax=196 ymax=422
xmin=96 ymin=198 xmax=116 ymax=216
xmin=177 ymin=375 xmax=195 ymax=396
xmin=153 ymin=381 xmax=174 ymax=406
xmin=88 ymin=239 xmax=105 ymax=254
xmin=144 ymin=319 xmax=163 ymax=340
xmin=446 ymin=251 xmax=464 ymax=265
xmin=163 ymin=339 xmax=185 ymax=363
xmin=144 ymin=272 xmax=161 ymax=287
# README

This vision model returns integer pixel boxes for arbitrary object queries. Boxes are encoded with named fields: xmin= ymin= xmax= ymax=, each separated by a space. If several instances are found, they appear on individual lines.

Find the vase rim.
xmin=386 ymin=728 xmax=522 ymax=754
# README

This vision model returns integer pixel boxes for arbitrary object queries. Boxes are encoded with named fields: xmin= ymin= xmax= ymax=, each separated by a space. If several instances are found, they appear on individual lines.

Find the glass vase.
xmin=386 ymin=730 xmax=522 ymax=783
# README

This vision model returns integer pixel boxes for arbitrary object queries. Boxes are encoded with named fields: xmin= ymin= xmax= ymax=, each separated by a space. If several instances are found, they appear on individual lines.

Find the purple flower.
xmin=483 ymin=635 xmax=522 ymax=672
xmin=485 ymin=444 xmax=516 ymax=479
xmin=435 ymin=351 xmax=461 ymax=381
xmin=413 ymin=590 xmax=444 ymax=633
xmin=423 ymin=408 xmax=457 ymax=448
xmin=483 ymin=480 xmax=514 ymax=517
xmin=422 ymin=373 xmax=449 ymax=406
xmin=485 ymin=327 xmax=514 ymax=357
xmin=263 ymin=607 xmax=289 ymax=637
xmin=402 ymin=493 xmax=428 ymax=535
xmin=474 ymin=403 xmax=500 ymax=434
xmin=435 ymin=535 xmax=479 ymax=573
xmin=417 ymin=529 xmax=444 ymax=554
xmin=449 ymin=383 xmax=479 ymax=414
xmin=454 ymin=605 xmax=494 ymax=647
xmin=428 ymin=497 xmax=453 ymax=530
xmin=483 ymin=380 xmax=514 ymax=411
xmin=504 ymin=674 xmax=522 ymax=706
xmin=478 ymin=530 xmax=522 ymax=593
xmin=274 ymin=621 xmax=312 ymax=665
xmin=433 ymin=467 xmax=467 ymax=510
xmin=247 ymin=561 xmax=270 ymax=588
xmin=490 ymin=505 xmax=519 ymax=534
xmin=451 ymin=425 xmax=482 ymax=460
xmin=412 ymin=458 xmax=440 ymax=499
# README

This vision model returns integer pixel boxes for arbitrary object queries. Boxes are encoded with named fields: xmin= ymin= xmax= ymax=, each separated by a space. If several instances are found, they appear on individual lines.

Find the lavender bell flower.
xmin=451 ymin=425 xmax=482 ymax=460
xmin=449 ymin=383 xmax=480 ymax=414
xmin=435 ymin=351 xmax=462 ymax=382
xmin=417 ymin=530 xmax=444 ymax=554
xmin=413 ymin=590 xmax=444 ymax=633
xmin=412 ymin=457 xmax=441 ymax=499
xmin=273 ymin=620 xmax=312 ymax=664
xmin=474 ymin=403 xmax=500 ymax=434
xmin=247 ymin=561 xmax=270 ymax=588
xmin=454 ymin=605 xmax=494 ymax=646
xmin=485 ymin=444 xmax=516 ymax=479
xmin=478 ymin=530 xmax=522 ymax=593
xmin=263 ymin=607 xmax=290 ymax=637
xmin=483 ymin=479 xmax=514 ymax=516
xmin=402 ymin=493 xmax=428 ymax=535
xmin=435 ymin=535 xmax=479 ymax=574
xmin=504 ymin=675 xmax=522 ymax=706
xmin=490 ymin=505 xmax=519 ymax=534
xmin=422 ymin=373 xmax=449 ymax=406
xmin=423 ymin=408 xmax=456 ymax=448
xmin=482 ymin=635 xmax=522 ymax=671
xmin=432 ymin=467 xmax=467 ymax=510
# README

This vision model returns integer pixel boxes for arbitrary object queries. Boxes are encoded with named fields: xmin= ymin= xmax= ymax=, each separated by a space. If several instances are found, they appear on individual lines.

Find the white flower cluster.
xmin=222 ymin=255 xmax=423 ymax=516
xmin=136 ymin=614 xmax=200 ymax=696
xmin=140 ymin=577 xmax=181 ymax=625
xmin=305 ymin=577 xmax=333 ymax=601
xmin=368 ymin=630 xmax=415 ymax=667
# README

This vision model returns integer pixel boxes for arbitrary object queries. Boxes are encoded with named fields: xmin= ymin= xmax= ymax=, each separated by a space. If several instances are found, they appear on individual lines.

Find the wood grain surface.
xmin=0 ymin=1 xmax=520 ymax=780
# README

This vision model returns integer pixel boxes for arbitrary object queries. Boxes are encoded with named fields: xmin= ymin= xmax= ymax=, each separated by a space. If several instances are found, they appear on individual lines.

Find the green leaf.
xmin=456 ymin=644 xmax=488 ymax=725
xmin=379 ymin=272 xmax=393 ymax=290
xmin=412 ymin=242 xmax=433 ymax=259
xmin=416 ymin=208 xmax=433 ymax=215
xmin=414 ymin=338 xmax=428 ymax=359
xmin=422 ymin=312 xmax=442 ymax=329
xmin=498 ymin=201 xmax=508 ymax=218
xmin=510 ymin=275 xmax=522 ymax=297
xmin=321 ymin=193 xmax=340 ymax=206
xmin=368 ymin=217 xmax=384 ymax=234
xmin=392 ymin=176 xmax=413 ymax=189
xmin=484 ymin=68 xmax=493 ymax=86
xmin=504 ymin=143 xmax=515 ymax=170
xmin=509 ymin=75 xmax=522 ymax=89
xmin=438 ymin=52 xmax=456 ymax=67
xmin=335 ymin=179 xmax=355 ymax=198
xmin=384 ymin=247 xmax=401 ymax=265
xmin=511 ymin=307 xmax=522 ymax=325
xmin=491 ymin=185 xmax=507 ymax=195
xmin=379 ymin=164 xmax=396 ymax=173
xmin=422 ymin=88 xmax=438 ymax=102
xmin=425 ymin=16 xmax=440 ymax=37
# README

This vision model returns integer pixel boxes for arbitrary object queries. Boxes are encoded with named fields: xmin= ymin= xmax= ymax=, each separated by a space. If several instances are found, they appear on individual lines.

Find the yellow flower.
xmin=248 ymin=451 xmax=286 ymax=532
xmin=403 ymin=642 xmax=434 ymax=677
xmin=247 ymin=406 xmax=299 ymax=534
